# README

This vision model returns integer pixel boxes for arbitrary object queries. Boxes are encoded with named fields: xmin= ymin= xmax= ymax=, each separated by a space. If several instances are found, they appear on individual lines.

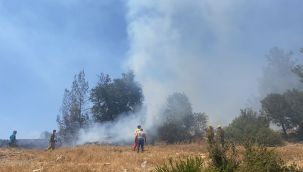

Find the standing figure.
xmin=137 ymin=128 xmax=146 ymax=153
xmin=133 ymin=125 xmax=141 ymax=151
xmin=207 ymin=126 xmax=215 ymax=145
xmin=9 ymin=130 xmax=17 ymax=147
xmin=216 ymin=126 xmax=225 ymax=147
xmin=47 ymin=130 xmax=57 ymax=150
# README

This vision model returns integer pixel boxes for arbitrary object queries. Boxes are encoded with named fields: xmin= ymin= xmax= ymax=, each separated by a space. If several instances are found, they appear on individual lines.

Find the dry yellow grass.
xmin=276 ymin=143 xmax=303 ymax=167
xmin=0 ymin=142 xmax=303 ymax=172
xmin=0 ymin=143 xmax=207 ymax=172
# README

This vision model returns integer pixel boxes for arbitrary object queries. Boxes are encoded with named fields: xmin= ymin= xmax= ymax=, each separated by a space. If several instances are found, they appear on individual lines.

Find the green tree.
xmin=157 ymin=93 xmax=203 ymax=143
xmin=225 ymin=109 xmax=282 ymax=146
xmin=261 ymin=93 xmax=293 ymax=137
xmin=57 ymin=70 xmax=89 ymax=144
xmin=284 ymin=89 xmax=303 ymax=136
xmin=90 ymin=71 xmax=143 ymax=123
xmin=192 ymin=112 xmax=208 ymax=139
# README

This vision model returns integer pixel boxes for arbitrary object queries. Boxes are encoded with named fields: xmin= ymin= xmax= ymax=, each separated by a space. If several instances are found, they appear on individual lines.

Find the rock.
xmin=32 ymin=167 xmax=43 ymax=172
xmin=104 ymin=163 xmax=111 ymax=166
xmin=56 ymin=155 xmax=65 ymax=162
xmin=199 ymin=153 xmax=207 ymax=159
xmin=141 ymin=160 xmax=147 ymax=168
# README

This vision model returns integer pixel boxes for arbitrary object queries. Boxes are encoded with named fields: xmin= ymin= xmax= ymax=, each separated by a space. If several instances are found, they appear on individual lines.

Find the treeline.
xmin=57 ymin=47 xmax=303 ymax=146
xmin=56 ymin=71 xmax=208 ymax=145
xmin=225 ymin=47 xmax=303 ymax=146
xmin=56 ymin=71 xmax=143 ymax=144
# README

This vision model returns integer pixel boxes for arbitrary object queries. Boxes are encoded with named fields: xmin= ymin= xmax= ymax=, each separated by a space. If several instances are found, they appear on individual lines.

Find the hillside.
xmin=0 ymin=143 xmax=303 ymax=172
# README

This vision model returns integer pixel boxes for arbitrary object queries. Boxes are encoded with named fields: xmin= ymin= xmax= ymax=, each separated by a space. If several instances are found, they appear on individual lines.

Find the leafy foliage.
xmin=155 ymin=139 xmax=302 ymax=172
xmin=284 ymin=89 xmax=303 ymax=136
xmin=57 ymin=70 xmax=90 ymax=144
xmin=90 ymin=71 xmax=143 ymax=123
xmin=261 ymin=93 xmax=293 ymax=137
xmin=157 ymin=93 xmax=208 ymax=143
xmin=262 ymin=89 xmax=303 ymax=139
xmin=239 ymin=144 xmax=302 ymax=172
xmin=225 ymin=109 xmax=282 ymax=146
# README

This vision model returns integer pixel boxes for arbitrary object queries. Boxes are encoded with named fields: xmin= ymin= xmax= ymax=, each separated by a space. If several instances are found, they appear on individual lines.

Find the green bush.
xmin=154 ymin=141 xmax=302 ymax=172
xmin=154 ymin=156 xmax=204 ymax=172
xmin=239 ymin=144 xmax=302 ymax=172
xmin=225 ymin=109 xmax=283 ymax=146
xmin=207 ymin=142 xmax=238 ymax=172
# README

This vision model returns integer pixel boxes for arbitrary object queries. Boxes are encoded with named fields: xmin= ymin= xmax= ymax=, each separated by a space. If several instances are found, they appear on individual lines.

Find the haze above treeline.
xmin=0 ymin=0 xmax=302 ymax=139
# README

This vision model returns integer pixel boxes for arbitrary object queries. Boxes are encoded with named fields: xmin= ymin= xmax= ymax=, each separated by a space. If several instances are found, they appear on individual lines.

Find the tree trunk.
xmin=281 ymin=122 xmax=288 ymax=138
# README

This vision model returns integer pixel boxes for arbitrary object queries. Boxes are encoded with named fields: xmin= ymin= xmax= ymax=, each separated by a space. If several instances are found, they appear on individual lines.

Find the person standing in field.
xmin=216 ymin=126 xmax=225 ymax=148
xmin=133 ymin=125 xmax=141 ymax=151
xmin=137 ymin=128 xmax=146 ymax=153
xmin=9 ymin=130 xmax=17 ymax=147
xmin=207 ymin=126 xmax=215 ymax=145
xmin=47 ymin=130 xmax=57 ymax=150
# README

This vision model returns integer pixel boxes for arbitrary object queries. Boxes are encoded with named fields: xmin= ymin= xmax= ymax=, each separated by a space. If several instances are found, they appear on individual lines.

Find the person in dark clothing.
xmin=137 ymin=128 xmax=146 ymax=153
xmin=207 ymin=126 xmax=215 ymax=145
xmin=216 ymin=126 xmax=225 ymax=148
xmin=47 ymin=130 xmax=57 ymax=150
xmin=9 ymin=130 xmax=17 ymax=147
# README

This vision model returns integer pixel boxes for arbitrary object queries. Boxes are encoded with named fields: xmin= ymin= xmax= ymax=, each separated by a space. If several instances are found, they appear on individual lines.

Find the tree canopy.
xmin=157 ymin=92 xmax=208 ymax=143
xmin=90 ymin=71 xmax=143 ymax=123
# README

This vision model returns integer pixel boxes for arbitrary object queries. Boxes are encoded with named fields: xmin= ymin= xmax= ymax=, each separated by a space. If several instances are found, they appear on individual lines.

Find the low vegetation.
xmin=225 ymin=109 xmax=283 ymax=146
xmin=155 ymin=142 xmax=302 ymax=172
xmin=1 ymin=142 xmax=303 ymax=172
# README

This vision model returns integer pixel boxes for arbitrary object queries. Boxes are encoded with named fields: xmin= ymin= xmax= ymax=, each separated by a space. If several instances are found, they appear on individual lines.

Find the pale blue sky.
xmin=0 ymin=0 xmax=127 ymax=138
xmin=0 ymin=0 xmax=303 ymax=138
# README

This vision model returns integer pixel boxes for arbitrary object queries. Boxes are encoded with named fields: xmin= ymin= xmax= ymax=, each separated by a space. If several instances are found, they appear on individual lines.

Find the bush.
xmin=239 ymin=144 xmax=302 ymax=172
xmin=157 ymin=93 xmax=208 ymax=143
xmin=206 ymin=137 xmax=239 ymax=172
xmin=154 ymin=139 xmax=302 ymax=172
xmin=225 ymin=109 xmax=283 ymax=146
xmin=154 ymin=156 xmax=204 ymax=172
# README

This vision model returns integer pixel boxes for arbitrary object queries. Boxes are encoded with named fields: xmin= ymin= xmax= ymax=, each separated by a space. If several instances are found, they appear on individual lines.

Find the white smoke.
xmin=259 ymin=47 xmax=303 ymax=98
xmin=76 ymin=0 xmax=302 ymax=144
xmin=77 ymin=111 xmax=145 ymax=145
xmin=125 ymin=0 xmax=259 ymax=125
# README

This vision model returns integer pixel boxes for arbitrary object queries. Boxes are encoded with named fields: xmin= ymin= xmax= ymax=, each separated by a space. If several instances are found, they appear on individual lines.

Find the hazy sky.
xmin=0 ymin=0 xmax=303 ymax=138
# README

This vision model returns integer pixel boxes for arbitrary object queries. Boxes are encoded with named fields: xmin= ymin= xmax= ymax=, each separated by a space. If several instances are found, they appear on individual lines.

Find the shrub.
xmin=225 ymin=109 xmax=283 ymax=146
xmin=154 ymin=156 xmax=204 ymax=172
xmin=154 ymin=138 xmax=302 ymax=172
xmin=207 ymin=141 xmax=239 ymax=172
xmin=239 ymin=144 xmax=302 ymax=172
xmin=157 ymin=93 xmax=208 ymax=143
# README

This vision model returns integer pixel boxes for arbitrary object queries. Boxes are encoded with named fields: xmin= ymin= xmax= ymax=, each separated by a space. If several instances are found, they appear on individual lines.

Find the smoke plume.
xmin=125 ymin=0 xmax=259 ymax=125
xmin=76 ymin=0 xmax=303 ymax=145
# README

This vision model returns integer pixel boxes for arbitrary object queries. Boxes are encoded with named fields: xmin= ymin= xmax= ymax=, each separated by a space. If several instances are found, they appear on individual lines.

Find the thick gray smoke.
xmin=76 ymin=0 xmax=303 ymax=145
xmin=259 ymin=47 xmax=303 ymax=97
xmin=125 ymin=0 xmax=303 ymax=126
xmin=246 ymin=48 xmax=303 ymax=111
xmin=125 ymin=0 xmax=260 ymax=126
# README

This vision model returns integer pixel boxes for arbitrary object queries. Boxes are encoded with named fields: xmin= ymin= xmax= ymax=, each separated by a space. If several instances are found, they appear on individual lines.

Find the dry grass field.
xmin=0 ymin=143 xmax=303 ymax=172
